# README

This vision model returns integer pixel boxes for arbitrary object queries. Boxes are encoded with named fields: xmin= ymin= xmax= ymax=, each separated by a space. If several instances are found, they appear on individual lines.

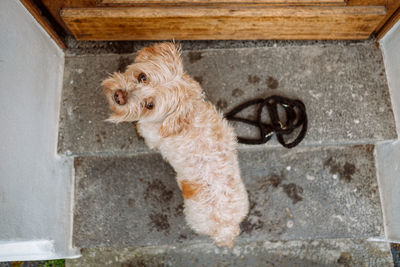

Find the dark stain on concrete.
xmin=268 ymin=174 xmax=284 ymax=188
xmin=365 ymin=144 xmax=374 ymax=153
xmin=266 ymin=76 xmax=279 ymax=89
xmin=120 ymin=136 xmax=135 ymax=150
xmin=325 ymin=157 xmax=341 ymax=176
xmin=248 ymin=75 xmax=261 ymax=84
xmin=144 ymin=179 xmax=174 ymax=204
xmin=240 ymin=195 xmax=264 ymax=234
xmin=265 ymin=216 xmax=287 ymax=235
xmin=74 ymin=157 xmax=83 ymax=168
xmin=174 ymin=203 xmax=184 ymax=217
xmin=188 ymin=52 xmax=203 ymax=64
xmin=243 ymin=172 xmax=302 ymax=236
xmin=240 ymin=217 xmax=264 ymax=234
xmin=281 ymin=183 xmax=303 ymax=204
xmin=342 ymin=162 xmax=356 ymax=182
xmin=260 ymin=173 xmax=303 ymax=204
xmin=258 ymin=173 xmax=285 ymax=192
xmin=96 ymin=131 xmax=107 ymax=144
xmin=148 ymin=212 xmax=170 ymax=233
xmin=121 ymin=262 xmax=145 ymax=267
xmin=354 ymin=144 xmax=374 ymax=153
xmin=248 ymin=195 xmax=263 ymax=217
xmin=194 ymin=76 xmax=203 ymax=85
xmin=178 ymin=234 xmax=187 ymax=240
xmin=232 ymin=88 xmax=244 ymax=97
xmin=128 ymin=198 xmax=135 ymax=207
xmin=324 ymin=158 xmax=356 ymax=183
xmin=216 ymin=99 xmax=228 ymax=110
xmin=117 ymin=56 xmax=131 ymax=72
xmin=337 ymin=252 xmax=352 ymax=266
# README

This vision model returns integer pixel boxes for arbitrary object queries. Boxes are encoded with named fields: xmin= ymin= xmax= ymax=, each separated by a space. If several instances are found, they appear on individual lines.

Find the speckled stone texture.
xmin=64 ymin=36 xmax=367 ymax=56
xmin=58 ymin=41 xmax=396 ymax=156
xmin=73 ymin=145 xmax=383 ymax=248
xmin=66 ymin=239 xmax=393 ymax=267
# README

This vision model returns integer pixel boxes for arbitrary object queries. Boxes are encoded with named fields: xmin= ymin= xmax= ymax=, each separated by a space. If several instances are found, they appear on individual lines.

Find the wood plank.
xmin=348 ymin=0 xmax=400 ymax=35
xmin=347 ymin=0 xmax=385 ymax=5
xmin=376 ymin=0 xmax=400 ymax=36
xmin=378 ymin=7 xmax=400 ymax=39
xmin=61 ymin=6 xmax=386 ymax=41
xmin=40 ymin=0 xmax=97 ymax=35
xmin=19 ymin=0 xmax=66 ymax=50
xmin=99 ymin=0 xmax=346 ymax=5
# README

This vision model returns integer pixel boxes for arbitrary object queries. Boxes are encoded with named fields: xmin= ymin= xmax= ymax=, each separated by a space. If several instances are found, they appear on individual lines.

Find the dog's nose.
xmin=113 ymin=89 xmax=127 ymax=105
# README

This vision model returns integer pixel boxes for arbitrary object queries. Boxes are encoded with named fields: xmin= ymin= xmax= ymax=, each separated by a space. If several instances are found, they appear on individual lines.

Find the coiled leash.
xmin=225 ymin=95 xmax=307 ymax=148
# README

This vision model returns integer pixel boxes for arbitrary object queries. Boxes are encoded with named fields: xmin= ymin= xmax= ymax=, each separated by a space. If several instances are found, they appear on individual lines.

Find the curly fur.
xmin=102 ymin=42 xmax=249 ymax=247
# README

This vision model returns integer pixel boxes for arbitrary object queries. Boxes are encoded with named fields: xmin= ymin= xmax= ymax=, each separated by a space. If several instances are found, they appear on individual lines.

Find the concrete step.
xmin=73 ymin=145 xmax=384 ymax=248
xmin=58 ymin=41 xmax=396 ymax=156
xmin=63 ymin=41 xmax=393 ymax=255
xmin=66 ymin=239 xmax=394 ymax=267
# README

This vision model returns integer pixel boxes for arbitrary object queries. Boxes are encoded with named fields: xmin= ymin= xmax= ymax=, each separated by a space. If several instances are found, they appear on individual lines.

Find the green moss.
xmin=37 ymin=259 xmax=65 ymax=267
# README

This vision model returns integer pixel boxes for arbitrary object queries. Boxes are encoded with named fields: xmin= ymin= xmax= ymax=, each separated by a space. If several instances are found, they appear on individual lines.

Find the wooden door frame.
xmin=19 ymin=0 xmax=400 ymax=50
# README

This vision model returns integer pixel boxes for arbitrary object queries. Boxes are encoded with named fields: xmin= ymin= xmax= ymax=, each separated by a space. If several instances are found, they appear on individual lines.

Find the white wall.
xmin=0 ymin=0 xmax=78 ymax=260
xmin=381 ymin=21 xmax=400 ymax=134
xmin=377 ymin=20 xmax=400 ymax=242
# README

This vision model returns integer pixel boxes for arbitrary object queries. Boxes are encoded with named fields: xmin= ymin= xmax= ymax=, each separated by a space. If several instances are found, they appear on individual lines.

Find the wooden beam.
xmin=40 ymin=0 xmax=97 ymax=35
xmin=348 ymin=1 xmax=400 ymax=35
xmin=99 ymin=0 xmax=346 ymax=5
xmin=19 ymin=0 xmax=66 ymax=50
xmin=347 ymin=0 xmax=385 ymax=4
xmin=61 ymin=6 xmax=386 ymax=41
xmin=378 ymin=7 xmax=400 ymax=39
xmin=375 ymin=0 xmax=400 ymax=37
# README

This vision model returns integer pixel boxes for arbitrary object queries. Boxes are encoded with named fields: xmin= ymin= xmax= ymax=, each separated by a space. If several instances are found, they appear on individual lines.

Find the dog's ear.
xmin=135 ymin=42 xmax=183 ymax=75
xmin=159 ymin=106 xmax=190 ymax=138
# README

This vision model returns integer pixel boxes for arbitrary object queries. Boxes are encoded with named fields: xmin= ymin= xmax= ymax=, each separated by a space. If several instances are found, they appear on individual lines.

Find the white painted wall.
xmin=377 ymin=20 xmax=400 ymax=242
xmin=381 ymin=21 xmax=400 ymax=134
xmin=0 ymin=0 xmax=78 ymax=260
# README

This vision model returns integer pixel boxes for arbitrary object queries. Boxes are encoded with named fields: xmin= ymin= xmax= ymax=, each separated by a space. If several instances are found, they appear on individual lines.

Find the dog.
xmin=102 ymin=42 xmax=249 ymax=247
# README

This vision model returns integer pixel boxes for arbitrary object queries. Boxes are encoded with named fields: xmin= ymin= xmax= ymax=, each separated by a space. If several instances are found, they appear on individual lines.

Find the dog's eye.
xmin=138 ymin=73 xmax=147 ymax=83
xmin=146 ymin=102 xmax=154 ymax=110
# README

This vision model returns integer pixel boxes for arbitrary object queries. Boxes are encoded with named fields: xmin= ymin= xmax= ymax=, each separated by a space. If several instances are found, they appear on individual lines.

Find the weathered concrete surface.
xmin=66 ymin=239 xmax=393 ymax=267
xmin=58 ymin=41 xmax=396 ymax=156
xmin=73 ymin=145 xmax=383 ymax=248
xmin=64 ymin=36 xmax=365 ymax=55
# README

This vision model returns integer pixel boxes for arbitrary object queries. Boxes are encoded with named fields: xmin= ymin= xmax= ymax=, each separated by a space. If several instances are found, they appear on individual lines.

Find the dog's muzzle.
xmin=114 ymin=89 xmax=127 ymax=105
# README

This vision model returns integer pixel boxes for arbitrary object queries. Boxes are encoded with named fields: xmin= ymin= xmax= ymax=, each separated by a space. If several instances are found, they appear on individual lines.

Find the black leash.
xmin=225 ymin=95 xmax=307 ymax=148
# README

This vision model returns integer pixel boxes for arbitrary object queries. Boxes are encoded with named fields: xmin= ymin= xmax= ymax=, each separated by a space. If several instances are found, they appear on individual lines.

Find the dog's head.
xmin=102 ymin=42 xmax=203 ymax=136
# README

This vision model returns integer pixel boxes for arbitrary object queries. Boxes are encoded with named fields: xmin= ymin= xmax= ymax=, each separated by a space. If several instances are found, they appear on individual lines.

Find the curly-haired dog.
xmin=102 ymin=42 xmax=249 ymax=247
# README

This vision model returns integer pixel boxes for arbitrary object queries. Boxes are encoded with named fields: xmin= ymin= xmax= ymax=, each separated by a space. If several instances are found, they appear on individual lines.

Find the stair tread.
xmin=60 ymin=6 xmax=385 ymax=40
xmin=73 ymin=145 xmax=384 ymax=248
xmin=66 ymin=239 xmax=393 ymax=266
xmin=58 ymin=42 xmax=396 ymax=156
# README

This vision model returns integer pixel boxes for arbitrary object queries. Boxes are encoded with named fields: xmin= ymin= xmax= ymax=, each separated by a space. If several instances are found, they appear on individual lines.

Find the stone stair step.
xmin=66 ymin=239 xmax=394 ymax=267
xmin=73 ymin=145 xmax=383 ymax=248
xmin=58 ymin=41 xmax=396 ymax=156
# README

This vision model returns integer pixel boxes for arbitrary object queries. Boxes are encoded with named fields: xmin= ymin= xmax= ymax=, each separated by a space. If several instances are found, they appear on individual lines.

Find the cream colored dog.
xmin=102 ymin=42 xmax=249 ymax=247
